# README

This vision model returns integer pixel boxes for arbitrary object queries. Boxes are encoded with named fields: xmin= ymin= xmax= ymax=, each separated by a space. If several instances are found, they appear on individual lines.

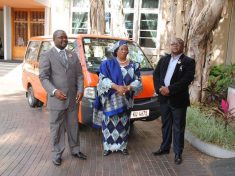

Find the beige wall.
xmin=50 ymin=0 xmax=71 ymax=34
xmin=210 ymin=0 xmax=234 ymax=65
xmin=232 ymin=32 xmax=235 ymax=64
xmin=227 ymin=0 xmax=235 ymax=64
xmin=0 ymin=10 xmax=3 ymax=43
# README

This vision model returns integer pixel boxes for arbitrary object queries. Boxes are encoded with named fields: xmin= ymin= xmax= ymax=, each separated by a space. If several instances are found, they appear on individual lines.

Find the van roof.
xmin=30 ymin=34 xmax=132 ymax=42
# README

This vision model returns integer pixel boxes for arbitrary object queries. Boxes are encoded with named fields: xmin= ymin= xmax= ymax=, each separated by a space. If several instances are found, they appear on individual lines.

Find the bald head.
xmin=170 ymin=37 xmax=184 ymax=56
xmin=53 ymin=30 xmax=67 ymax=41
xmin=53 ymin=30 xmax=68 ymax=50
xmin=170 ymin=38 xmax=184 ymax=47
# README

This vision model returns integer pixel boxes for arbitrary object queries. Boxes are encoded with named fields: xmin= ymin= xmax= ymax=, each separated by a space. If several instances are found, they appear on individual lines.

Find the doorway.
xmin=12 ymin=9 xmax=45 ymax=60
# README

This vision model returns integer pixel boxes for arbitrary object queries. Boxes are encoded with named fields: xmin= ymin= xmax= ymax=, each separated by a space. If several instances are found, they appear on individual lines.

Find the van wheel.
xmin=130 ymin=119 xmax=135 ymax=126
xmin=27 ymin=86 xmax=38 ymax=107
xmin=37 ymin=101 xmax=44 ymax=107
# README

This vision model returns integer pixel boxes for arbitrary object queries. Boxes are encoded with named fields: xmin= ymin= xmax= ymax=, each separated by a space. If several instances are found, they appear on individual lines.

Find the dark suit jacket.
xmin=153 ymin=54 xmax=195 ymax=108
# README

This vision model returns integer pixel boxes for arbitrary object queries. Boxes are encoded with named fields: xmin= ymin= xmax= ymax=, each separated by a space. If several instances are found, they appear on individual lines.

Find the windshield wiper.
xmin=88 ymin=67 xmax=100 ymax=73
xmin=140 ymin=67 xmax=153 ymax=71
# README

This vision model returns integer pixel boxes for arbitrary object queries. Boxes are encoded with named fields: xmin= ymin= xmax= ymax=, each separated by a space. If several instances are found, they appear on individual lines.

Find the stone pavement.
xmin=0 ymin=62 xmax=220 ymax=176
xmin=210 ymin=158 xmax=235 ymax=176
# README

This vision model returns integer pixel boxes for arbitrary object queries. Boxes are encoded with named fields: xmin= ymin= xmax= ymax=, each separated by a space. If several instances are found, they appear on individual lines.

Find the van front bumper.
xmin=130 ymin=96 xmax=161 ymax=121
xmin=80 ymin=96 xmax=161 ymax=124
xmin=81 ymin=97 xmax=95 ymax=125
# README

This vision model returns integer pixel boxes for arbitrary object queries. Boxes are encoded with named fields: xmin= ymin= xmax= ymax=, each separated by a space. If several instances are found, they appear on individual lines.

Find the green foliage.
xmin=186 ymin=106 xmax=235 ymax=150
xmin=203 ymin=76 xmax=223 ymax=105
xmin=208 ymin=64 xmax=235 ymax=98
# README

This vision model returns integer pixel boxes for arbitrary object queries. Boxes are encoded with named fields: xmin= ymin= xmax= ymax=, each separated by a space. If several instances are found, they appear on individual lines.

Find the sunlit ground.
xmin=0 ymin=63 xmax=24 ymax=97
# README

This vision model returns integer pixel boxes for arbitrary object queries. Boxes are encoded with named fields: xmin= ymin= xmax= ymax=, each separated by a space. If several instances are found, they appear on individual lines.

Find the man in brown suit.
xmin=39 ymin=30 xmax=87 ymax=166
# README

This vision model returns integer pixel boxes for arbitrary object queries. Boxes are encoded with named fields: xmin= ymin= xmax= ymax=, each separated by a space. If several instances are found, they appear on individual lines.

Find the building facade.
xmin=49 ymin=0 xmax=160 ymax=60
xmin=0 ymin=0 xmax=159 ymax=61
xmin=0 ymin=0 xmax=234 ymax=65
xmin=0 ymin=0 xmax=50 ymax=60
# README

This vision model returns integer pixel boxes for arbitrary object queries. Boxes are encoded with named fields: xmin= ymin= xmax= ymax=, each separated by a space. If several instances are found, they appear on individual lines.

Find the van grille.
xmin=134 ymin=98 xmax=151 ymax=104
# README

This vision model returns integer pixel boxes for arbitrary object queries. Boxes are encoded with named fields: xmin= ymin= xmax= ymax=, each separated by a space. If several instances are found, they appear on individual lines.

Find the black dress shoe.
xmin=72 ymin=152 xmax=87 ymax=160
xmin=52 ymin=158 xmax=61 ymax=166
xmin=152 ymin=149 xmax=170 ymax=156
xmin=121 ymin=149 xmax=129 ymax=155
xmin=174 ymin=154 xmax=182 ymax=165
xmin=103 ymin=150 xmax=111 ymax=156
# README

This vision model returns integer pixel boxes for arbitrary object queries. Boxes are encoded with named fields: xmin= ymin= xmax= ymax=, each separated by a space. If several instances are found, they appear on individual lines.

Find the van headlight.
xmin=84 ymin=87 xmax=96 ymax=99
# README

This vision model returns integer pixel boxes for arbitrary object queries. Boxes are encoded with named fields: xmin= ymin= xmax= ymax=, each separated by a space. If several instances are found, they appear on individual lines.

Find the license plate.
xmin=130 ymin=110 xmax=149 ymax=119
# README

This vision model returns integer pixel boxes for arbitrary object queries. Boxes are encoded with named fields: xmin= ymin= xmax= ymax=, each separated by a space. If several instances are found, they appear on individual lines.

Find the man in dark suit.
xmin=39 ymin=30 xmax=87 ymax=166
xmin=152 ymin=38 xmax=195 ymax=165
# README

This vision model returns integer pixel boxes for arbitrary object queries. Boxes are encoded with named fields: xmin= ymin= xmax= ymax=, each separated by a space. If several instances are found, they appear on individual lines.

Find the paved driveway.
xmin=0 ymin=62 xmax=213 ymax=176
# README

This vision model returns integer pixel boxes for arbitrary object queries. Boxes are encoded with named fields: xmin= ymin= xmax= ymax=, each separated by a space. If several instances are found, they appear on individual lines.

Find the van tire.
xmin=27 ymin=86 xmax=38 ymax=107
xmin=37 ymin=101 xmax=44 ymax=107
xmin=130 ymin=119 xmax=135 ymax=126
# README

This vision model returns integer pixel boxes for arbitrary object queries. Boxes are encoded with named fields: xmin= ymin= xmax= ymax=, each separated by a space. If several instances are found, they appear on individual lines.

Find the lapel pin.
xmin=180 ymin=65 xmax=183 ymax=71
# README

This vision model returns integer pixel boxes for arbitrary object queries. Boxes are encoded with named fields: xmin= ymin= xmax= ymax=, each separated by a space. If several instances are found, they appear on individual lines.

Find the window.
xmin=38 ymin=41 xmax=53 ymax=61
xmin=70 ymin=0 xmax=159 ymax=49
xmin=72 ymin=0 xmax=89 ymax=34
xmin=123 ymin=0 xmax=134 ymax=8
xmin=105 ymin=12 xmax=111 ymax=34
xmin=13 ymin=10 xmax=45 ymax=47
xmin=25 ymin=41 xmax=40 ymax=61
xmin=30 ymin=11 xmax=45 ymax=37
xmin=73 ymin=0 xmax=89 ymax=8
xmin=139 ymin=13 xmax=158 ymax=47
xmin=72 ymin=12 xmax=88 ymax=34
xmin=38 ymin=40 xmax=77 ymax=61
xmin=14 ymin=11 xmax=28 ymax=47
xmin=142 ymin=0 xmax=158 ymax=8
xmin=83 ymin=38 xmax=152 ymax=73
xmin=125 ymin=13 xmax=134 ymax=39
xmin=123 ymin=0 xmax=135 ymax=39
xmin=138 ymin=0 xmax=159 ymax=48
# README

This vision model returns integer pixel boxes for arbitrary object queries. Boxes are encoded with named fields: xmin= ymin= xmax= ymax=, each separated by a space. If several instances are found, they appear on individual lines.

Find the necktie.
xmin=59 ymin=50 xmax=68 ymax=67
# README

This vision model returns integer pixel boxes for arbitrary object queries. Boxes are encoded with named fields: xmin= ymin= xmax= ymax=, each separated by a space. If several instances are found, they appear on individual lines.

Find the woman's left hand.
xmin=126 ymin=85 xmax=132 ymax=92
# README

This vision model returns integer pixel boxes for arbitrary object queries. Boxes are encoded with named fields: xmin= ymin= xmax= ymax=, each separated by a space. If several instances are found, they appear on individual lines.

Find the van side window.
xmin=38 ymin=41 xmax=53 ymax=61
xmin=25 ymin=41 xmax=40 ymax=61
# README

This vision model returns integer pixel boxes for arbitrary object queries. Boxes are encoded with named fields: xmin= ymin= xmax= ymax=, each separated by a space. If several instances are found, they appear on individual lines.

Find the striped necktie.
xmin=59 ymin=50 xmax=68 ymax=66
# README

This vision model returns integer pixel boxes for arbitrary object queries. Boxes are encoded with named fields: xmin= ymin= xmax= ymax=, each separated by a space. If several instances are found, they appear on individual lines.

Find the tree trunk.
xmin=158 ymin=0 xmax=227 ymax=103
xmin=185 ymin=0 xmax=227 ymax=103
xmin=159 ymin=0 xmax=177 ymax=53
xmin=90 ymin=0 xmax=105 ymax=35
xmin=110 ymin=0 xmax=128 ymax=38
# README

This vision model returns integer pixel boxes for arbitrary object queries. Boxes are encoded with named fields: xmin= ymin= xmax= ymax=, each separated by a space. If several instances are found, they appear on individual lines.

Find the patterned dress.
xmin=94 ymin=58 xmax=142 ymax=152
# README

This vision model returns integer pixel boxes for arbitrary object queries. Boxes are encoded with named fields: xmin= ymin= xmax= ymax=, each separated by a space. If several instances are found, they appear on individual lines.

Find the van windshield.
xmin=83 ymin=38 xmax=153 ymax=73
xmin=38 ymin=39 xmax=77 ymax=61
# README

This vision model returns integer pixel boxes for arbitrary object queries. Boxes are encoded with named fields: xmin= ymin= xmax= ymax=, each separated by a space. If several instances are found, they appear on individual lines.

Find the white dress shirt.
xmin=54 ymin=46 xmax=68 ymax=60
xmin=164 ymin=54 xmax=182 ymax=87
